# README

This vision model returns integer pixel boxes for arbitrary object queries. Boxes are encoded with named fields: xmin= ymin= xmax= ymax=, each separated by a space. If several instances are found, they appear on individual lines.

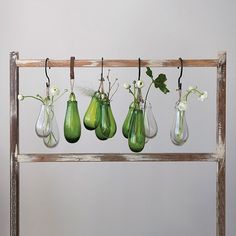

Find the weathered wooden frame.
xmin=10 ymin=52 xmax=226 ymax=236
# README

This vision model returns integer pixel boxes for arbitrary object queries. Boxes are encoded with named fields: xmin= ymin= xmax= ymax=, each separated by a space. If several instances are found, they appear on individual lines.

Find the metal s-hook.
xmin=45 ymin=58 xmax=51 ymax=88
xmin=101 ymin=57 xmax=104 ymax=81
xmin=99 ymin=57 xmax=105 ymax=94
xmin=177 ymin=57 xmax=183 ymax=91
xmin=70 ymin=56 xmax=75 ymax=92
xmin=138 ymin=58 xmax=141 ymax=81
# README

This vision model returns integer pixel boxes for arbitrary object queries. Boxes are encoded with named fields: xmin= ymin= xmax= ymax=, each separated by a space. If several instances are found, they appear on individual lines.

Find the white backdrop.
xmin=0 ymin=0 xmax=236 ymax=235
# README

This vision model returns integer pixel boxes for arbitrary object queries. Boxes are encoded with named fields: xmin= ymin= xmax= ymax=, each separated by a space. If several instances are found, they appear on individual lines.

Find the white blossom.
xmin=136 ymin=80 xmax=144 ymax=89
xmin=177 ymin=101 xmax=188 ymax=111
xmin=199 ymin=91 xmax=208 ymax=101
xmin=18 ymin=94 xmax=24 ymax=101
xmin=50 ymin=86 xmax=60 ymax=96
xmin=123 ymin=83 xmax=131 ymax=89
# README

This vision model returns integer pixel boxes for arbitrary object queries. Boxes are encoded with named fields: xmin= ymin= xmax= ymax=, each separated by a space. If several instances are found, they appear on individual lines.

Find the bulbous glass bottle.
xmin=43 ymin=105 xmax=60 ymax=148
xmin=143 ymin=101 xmax=158 ymax=139
xmin=95 ymin=100 xmax=110 ymax=140
xmin=35 ymin=103 xmax=52 ymax=137
xmin=83 ymin=92 xmax=101 ymax=130
xmin=64 ymin=92 xmax=81 ymax=143
xmin=170 ymin=103 xmax=189 ymax=146
xmin=122 ymin=102 xmax=135 ymax=139
xmin=128 ymin=107 xmax=145 ymax=152
xmin=107 ymin=103 xmax=117 ymax=138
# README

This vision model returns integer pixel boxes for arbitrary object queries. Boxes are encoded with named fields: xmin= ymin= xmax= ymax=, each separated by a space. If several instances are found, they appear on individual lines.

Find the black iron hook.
xmin=45 ymin=58 xmax=51 ymax=88
xmin=101 ymin=57 xmax=104 ymax=81
xmin=138 ymin=58 xmax=141 ymax=81
xmin=177 ymin=57 xmax=183 ymax=90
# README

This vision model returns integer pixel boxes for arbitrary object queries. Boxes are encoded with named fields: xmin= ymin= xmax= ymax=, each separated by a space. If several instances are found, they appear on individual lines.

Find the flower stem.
xmin=183 ymin=88 xmax=203 ymax=101
xmin=23 ymin=95 xmax=44 ymax=103
xmin=144 ymin=80 xmax=154 ymax=110
xmin=53 ymin=89 xmax=68 ymax=103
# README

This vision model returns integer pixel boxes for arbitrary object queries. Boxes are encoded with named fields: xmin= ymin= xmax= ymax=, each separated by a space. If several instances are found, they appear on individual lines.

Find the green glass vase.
xmin=95 ymin=101 xmax=110 ymax=140
xmin=128 ymin=108 xmax=145 ymax=152
xmin=107 ymin=103 xmax=117 ymax=138
xmin=122 ymin=102 xmax=135 ymax=139
xmin=64 ymin=92 xmax=81 ymax=143
xmin=83 ymin=92 xmax=101 ymax=130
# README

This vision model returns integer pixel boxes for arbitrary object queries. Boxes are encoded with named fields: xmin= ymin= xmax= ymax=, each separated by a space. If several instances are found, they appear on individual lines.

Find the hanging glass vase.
xmin=143 ymin=101 xmax=158 ymax=139
xmin=35 ymin=104 xmax=52 ymax=137
xmin=107 ymin=103 xmax=117 ymax=138
xmin=128 ymin=107 xmax=145 ymax=152
xmin=95 ymin=100 xmax=111 ymax=140
xmin=43 ymin=105 xmax=60 ymax=148
xmin=64 ymin=92 xmax=81 ymax=143
xmin=170 ymin=102 xmax=189 ymax=146
xmin=122 ymin=102 xmax=135 ymax=139
xmin=83 ymin=92 xmax=101 ymax=130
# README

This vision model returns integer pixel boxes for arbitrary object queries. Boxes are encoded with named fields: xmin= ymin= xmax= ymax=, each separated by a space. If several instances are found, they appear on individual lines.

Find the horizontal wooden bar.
xmin=17 ymin=153 xmax=218 ymax=163
xmin=16 ymin=59 xmax=218 ymax=68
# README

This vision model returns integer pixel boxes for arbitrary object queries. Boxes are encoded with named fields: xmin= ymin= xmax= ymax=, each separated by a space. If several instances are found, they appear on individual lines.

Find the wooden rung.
xmin=15 ymin=59 xmax=218 ymax=68
xmin=17 ymin=153 xmax=218 ymax=163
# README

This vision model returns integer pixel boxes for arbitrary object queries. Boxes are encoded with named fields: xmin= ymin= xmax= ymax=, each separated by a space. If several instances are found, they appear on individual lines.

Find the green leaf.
xmin=146 ymin=67 xmax=153 ymax=79
xmin=156 ymin=73 xmax=167 ymax=83
xmin=153 ymin=73 xmax=170 ymax=94
xmin=158 ymin=84 xmax=170 ymax=94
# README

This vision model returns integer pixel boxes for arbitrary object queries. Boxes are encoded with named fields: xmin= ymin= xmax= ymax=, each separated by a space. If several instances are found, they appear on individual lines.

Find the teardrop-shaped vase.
xmin=95 ymin=124 xmax=108 ymax=140
xmin=43 ymin=105 xmax=60 ymax=148
xmin=95 ymin=101 xmax=110 ymax=140
xmin=170 ymin=103 xmax=189 ymax=146
xmin=143 ymin=101 xmax=158 ymax=139
xmin=83 ymin=92 xmax=101 ymax=130
xmin=128 ymin=108 xmax=145 ymax=152
xmin=107 ymin=103 xmax=117 ymax=138
xmin=35 ymin=104 xmax=52 ymax=137
xmin=122 ymin=102 xmax=135 ymax=139
xmin=64 ymin=92 xmax=81 ymax=143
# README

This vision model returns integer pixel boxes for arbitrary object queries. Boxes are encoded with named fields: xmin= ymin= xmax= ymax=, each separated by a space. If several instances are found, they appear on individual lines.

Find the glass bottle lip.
xmin=69 ymin=92 xmax=77 ymax=101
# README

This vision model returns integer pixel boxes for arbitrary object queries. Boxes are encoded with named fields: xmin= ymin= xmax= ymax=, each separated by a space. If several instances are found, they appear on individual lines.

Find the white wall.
xmin=1 ymin=0 xmax=236 ymax=235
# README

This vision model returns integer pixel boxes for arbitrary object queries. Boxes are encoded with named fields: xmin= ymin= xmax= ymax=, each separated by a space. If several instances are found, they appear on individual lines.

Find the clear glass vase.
xmin=35 ymin=104 xmax=53 ymax=137
xmin=170 ymin=102 xmax=189 ymax=146
xmin=143 ymin=101 xmax=158 ymax=139
xmin=42 ymin=105 xmax=60 ymax=148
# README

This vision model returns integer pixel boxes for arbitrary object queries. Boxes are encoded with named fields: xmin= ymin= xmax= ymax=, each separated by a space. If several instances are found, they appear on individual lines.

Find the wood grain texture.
xmin=16 ymin=59 xmax=218 ymax=68
xmin=17 ymin=153 xmax=217 ymax=163
xmin=216 ymin=51 xmax=226 ymax=236
xmin=10 ymin=52 xmax=20 ymax=236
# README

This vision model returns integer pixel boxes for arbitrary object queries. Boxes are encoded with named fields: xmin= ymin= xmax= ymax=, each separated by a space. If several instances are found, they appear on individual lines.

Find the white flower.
xmin=199 ymin=91 xmax=208 ymax=101
xmin=177 ymin=101 xmax=188 ymax=111
xmin=18 ymin=94 xmax=24 ymax=101
xmin=50 ymin=86 xmax=60 ymax=96
xmin=136 ymin=80 xmax=144 ymax=89
xmin=123 ymin=83 xmax=131 ymax=89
